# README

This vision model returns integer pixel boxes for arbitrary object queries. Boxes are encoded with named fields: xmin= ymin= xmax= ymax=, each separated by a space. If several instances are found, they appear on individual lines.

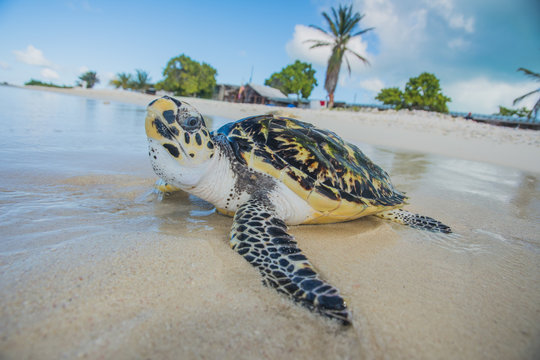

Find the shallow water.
xmin=0 ymin=86 xmax=539 ymax=359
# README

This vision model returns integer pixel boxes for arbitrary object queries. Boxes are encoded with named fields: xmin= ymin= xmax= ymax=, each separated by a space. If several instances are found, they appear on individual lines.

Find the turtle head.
xmin=145 ymin=96 xmax=215 ymax=188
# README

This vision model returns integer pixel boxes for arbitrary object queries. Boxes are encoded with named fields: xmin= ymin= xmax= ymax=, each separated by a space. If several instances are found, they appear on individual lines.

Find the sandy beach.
xmin=1 ymin=86 xmax=539 ymax=359
xmin=24 ymin=85 xmax=540 ymax=174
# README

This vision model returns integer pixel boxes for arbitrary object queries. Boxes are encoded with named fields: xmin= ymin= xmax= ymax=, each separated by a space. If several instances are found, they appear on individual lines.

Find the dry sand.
xmin=1 ymin=86 xmax=539 ymax=359
xmin=26 ymin=85 xmax=540 ymax=174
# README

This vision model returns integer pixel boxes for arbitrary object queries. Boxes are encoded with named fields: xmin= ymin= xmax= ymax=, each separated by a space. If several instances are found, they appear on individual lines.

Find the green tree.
xmin=513 ymin=67 xmax=539 ymax=119
xmin=403 ymin=73 xmax=451 ymax=113
xmin=306 ymin=5 xmax=373 ymax=108
xmin=78 ymin=71 xmax=99 ymax=88
xmin=375 ymin=87 xmax=403 ymax=108
xmin=130 ymin=69 xmax=152 ymax=90
xmin=376 ymin=73 xmax=451 ymax=113
xmin=109 ymin=72 xmax=132 ymax=89
xmin=157 ymin=54 xmax=217 ymax=98
xmin=265 ymin=60 xmax=318 ymax=100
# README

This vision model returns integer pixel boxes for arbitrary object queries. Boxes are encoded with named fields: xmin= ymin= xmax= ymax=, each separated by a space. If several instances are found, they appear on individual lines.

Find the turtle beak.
xmin=145 ymin=98 xmax=178 ymax=143
xmin=146 ymin=98 xmax=190 ymax=162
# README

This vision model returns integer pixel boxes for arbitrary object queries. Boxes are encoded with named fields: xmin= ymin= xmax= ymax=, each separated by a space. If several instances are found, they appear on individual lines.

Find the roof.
xmin=247 ymin=83 xmax=286 ymax=99
xmin=216 ymin=83 xmax=240 ymax=88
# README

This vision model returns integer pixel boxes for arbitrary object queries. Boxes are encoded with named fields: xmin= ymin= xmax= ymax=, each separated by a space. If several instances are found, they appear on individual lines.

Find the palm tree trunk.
xmin=324 ymin=48 xmax=343 ymax=109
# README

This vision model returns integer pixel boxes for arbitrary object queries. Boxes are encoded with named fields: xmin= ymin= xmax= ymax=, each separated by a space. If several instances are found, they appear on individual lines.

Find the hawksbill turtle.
xmin=145 ymin=96 xmax=451 ymax=325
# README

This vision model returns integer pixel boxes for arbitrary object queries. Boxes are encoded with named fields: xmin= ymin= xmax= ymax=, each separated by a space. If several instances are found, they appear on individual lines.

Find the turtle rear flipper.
xmin=231 ymin=195 xmax=351 ymax=325
xmin=375 ymin=209 xmax=452 ymax=233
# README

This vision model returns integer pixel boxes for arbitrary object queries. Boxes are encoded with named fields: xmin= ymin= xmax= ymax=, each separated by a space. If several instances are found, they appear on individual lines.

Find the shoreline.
xmin=23 ymin=85 xmax=540 ymax=173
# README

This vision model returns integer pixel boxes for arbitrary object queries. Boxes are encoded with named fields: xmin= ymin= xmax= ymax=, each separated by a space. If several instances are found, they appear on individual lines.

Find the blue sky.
xmin=0 ymin=0 xmax=538 ymax=114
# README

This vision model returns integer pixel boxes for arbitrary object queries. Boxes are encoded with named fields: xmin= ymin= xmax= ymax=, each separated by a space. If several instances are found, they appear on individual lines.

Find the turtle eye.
xmin=183 ymin=116 xmax=200 ymax=130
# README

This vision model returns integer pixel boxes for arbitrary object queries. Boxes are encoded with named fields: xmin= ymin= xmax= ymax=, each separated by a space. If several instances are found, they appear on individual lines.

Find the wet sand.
xmin=1 ymin=86 xmax=539 ymax=359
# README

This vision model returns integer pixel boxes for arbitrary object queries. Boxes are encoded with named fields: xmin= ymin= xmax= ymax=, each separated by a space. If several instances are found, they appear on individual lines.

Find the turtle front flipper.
xmin=154 ymin=178 xmax=182 ymax=193
xmin=375 ymin=209 xmax=452 ymax=233
xmin=230 ymin=195 xmax=351 ymax=325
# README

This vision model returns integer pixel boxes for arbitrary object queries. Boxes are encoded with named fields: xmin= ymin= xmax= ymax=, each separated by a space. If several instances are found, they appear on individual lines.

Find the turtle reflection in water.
xmin=145 ymin=96 xmax=451 ymax=325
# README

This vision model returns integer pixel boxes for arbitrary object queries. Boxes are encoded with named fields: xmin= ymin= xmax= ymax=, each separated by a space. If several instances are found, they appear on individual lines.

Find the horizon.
xmin=0 ymin=0 xmax=538 ymax=114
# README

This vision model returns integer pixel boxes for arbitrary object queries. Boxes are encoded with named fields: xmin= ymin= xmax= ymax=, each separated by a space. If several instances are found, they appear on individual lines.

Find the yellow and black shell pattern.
xmin=216 ymin=115 xmax=407 ymax=224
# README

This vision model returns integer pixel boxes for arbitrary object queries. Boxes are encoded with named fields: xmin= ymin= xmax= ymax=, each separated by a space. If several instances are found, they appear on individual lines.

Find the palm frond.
xmin=531 ymin=98 xmax=540 ymax=118
xmin=344 ymin=55 xmax=352 ymax=75
xmin=331 ymin=7 xmax=340 ymax=32
xmin=308 ymin=24 xmax=329 ymax=35
xmin=345 ymin=47 xmax=370 ymax=65
xmin=304 ymin=40 xmax=333 ymax=49
xmin=352 ymin=27 xmax=375 ymax=37
xmin=322 ymin=11 xmax=338 ymax=36
xmin=340 ymin=7 xmax=361 ymax=35
xmin=513 ymin=88 xmax=540 ymax=105
xmin=517 ymin=67 xmax=540 ymax=81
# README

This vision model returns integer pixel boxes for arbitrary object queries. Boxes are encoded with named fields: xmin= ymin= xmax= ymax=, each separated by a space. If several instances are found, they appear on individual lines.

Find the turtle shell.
xmin=216 ymin=115 xmax=407 ymax=223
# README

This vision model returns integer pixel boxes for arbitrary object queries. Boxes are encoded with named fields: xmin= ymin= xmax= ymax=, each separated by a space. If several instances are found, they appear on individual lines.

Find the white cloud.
xmin=41 ymin=68 xmax=59 ymax=79
xmin=449 ymin=14 xmax=475 ymax=33
xmin=446 ymin=78 xmax=538 ymax=113
xmin=13 ymin=45 xmax=53 ymax=67
xmin=353 ymin=0 xmax=473 ymax=60
xmin=360 ymin=78 xmax=385 ymax=92
xmin=0 ymin=61 xmax=10 ymax=70
xmin=352 ymin=0 xmax=430 ymax=66
xmin=423 ymin=0 xmax=475 ymax=33
xmin=285 ymin=24 xmax=371 ymax=73
xmin=286 ymin=25 xmax=334 ymax=68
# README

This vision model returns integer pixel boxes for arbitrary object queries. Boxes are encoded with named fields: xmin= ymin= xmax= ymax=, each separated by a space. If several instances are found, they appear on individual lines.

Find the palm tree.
xmin=130 ymin=69 xmax=152 ymax=91
xmin=78 ymin=71 xmax=99 ymax=88
xmin=109 ymin=72 xmax=132 ymax=89
xmin=513 ymin=67 xmax=540 ymax=119
xmin=306 ymin=4 xmax=373 ymax=108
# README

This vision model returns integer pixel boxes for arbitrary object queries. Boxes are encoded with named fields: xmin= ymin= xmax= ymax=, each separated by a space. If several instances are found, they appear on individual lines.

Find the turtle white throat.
xmin=145 ymin=97 xmax=236 ymax=206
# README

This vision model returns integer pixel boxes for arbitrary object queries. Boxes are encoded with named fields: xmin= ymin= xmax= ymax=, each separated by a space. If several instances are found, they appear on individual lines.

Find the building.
xmin=216 ymin=83 xmax=309 ymax=108
xmin=213 ymin=84 xmax=240 ymax=101
xmin=238 ymin=84 xmax=287 ymax=105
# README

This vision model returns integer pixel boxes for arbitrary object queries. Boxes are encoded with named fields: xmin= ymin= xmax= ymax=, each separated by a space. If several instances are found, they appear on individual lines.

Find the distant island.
xmin=24 ymin=79 xmax=73 ymax=89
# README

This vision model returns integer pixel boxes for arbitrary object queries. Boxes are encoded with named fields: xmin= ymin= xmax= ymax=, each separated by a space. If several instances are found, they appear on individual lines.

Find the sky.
xmin=0 ymin=0 xmax=539 ymax=114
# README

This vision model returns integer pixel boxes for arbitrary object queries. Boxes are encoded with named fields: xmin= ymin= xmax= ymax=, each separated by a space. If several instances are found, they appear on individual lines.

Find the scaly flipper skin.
xmin=375 ymin=209 xmax=452 ymax=233
xmin=230 ymin=194 xmax=352 ymax=325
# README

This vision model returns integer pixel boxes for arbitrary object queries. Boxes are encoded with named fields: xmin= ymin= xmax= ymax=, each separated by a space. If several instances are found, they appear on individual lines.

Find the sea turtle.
xmin=145 ymin=96 xmax=451 ymax=325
